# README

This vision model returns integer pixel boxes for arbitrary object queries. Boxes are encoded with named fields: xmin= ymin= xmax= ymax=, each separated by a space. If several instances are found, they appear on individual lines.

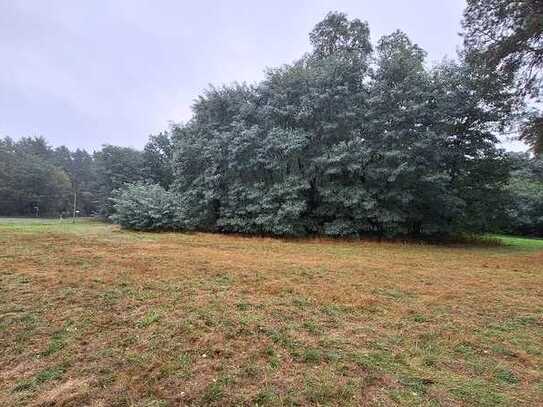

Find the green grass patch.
xmin=13 ymin=364 xmax=67 ymax=393
xmin=450 ymin=379 xmax=508 ymax=406
xmin=137 ymin=310 xmax=161 ymax=328
xmin=490 ymin=234 xmax=543 ymax=250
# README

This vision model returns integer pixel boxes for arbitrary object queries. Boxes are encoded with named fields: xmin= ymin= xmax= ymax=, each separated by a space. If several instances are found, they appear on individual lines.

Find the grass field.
xmin=1 ymin=218 xmax=542 ymax=406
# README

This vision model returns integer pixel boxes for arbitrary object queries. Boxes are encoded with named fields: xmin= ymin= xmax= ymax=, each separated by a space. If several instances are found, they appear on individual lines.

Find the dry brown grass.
xmin=0 ymin=219 xmax=542 ymax=406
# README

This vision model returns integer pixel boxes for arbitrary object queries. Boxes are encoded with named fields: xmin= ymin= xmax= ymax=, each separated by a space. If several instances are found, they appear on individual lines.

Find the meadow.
xmin=0 ymin=218 xmax=542 ymax=406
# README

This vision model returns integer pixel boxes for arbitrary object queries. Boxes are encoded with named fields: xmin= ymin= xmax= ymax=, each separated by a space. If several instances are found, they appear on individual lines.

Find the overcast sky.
xmin=0 ymin=0 xmax=526 ymax=152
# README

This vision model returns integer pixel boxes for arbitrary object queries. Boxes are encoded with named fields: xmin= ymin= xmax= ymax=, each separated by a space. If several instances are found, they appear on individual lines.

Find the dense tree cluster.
xmin=155 ymin=13 xmax=509 ymax=237
xmin=1 ymin=137 xmax=80 ymax=216
xmin=2 ymin=11 xmax=542 ymax=238
xmin=0 ymin=135 xmax=172 ymax=218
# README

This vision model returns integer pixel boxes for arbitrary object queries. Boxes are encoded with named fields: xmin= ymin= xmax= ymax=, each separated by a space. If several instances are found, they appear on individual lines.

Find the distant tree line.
xmin=0 ymin=134 xmax=172 ymax=218
xmin=1 ymin=11 xmax=542 ymax=237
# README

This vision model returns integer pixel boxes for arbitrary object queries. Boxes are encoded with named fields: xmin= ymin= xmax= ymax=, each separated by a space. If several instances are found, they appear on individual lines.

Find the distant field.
xmin=1 ymin=219 xmax=542 ymax=406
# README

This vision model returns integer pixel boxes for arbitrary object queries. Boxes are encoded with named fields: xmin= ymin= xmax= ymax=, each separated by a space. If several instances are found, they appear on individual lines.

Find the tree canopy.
xmin=463 ymin=0 xmax=543 ymax=154
xmin=149 ymin=12 xmax=511 ymax=237
xmin=0 ymin=133 xmax=175 ymax=218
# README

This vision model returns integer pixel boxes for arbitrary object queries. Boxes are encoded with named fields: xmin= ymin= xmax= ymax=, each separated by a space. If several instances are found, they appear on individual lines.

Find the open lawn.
xmin=0 ymin=218 xmax=542 ymax=406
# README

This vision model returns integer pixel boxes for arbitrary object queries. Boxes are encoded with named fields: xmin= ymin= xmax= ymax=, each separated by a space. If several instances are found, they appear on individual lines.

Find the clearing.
xmin=0 ymin=218 xmax=542 ymax=406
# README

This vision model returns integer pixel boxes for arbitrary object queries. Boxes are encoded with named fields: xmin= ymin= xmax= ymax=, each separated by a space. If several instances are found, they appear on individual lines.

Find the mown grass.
xmin=491 ymin=234 xmax=543 ymax=251
xmin=0 ymin=219 xmax=542 ymax=406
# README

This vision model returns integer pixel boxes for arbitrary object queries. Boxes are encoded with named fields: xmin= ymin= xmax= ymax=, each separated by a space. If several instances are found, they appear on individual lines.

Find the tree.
xmin=463 ymin=0 xmax=543 ymax=154
xmin=161 ymin=12 xmax=511 ymax=237
xmin=143 ymin=132 xmax=174 ymax=188
xmin=70 ymin=149 xmax=99 ymax=215
xmin=503 ymin=153 xmax=543 ymax=236
xmin=0 ymin=137 xmax=72 ymax=216
xmin=94 ymin=145 xmax=146 ymax=217
xmin=14 ymin=136 xmax=54 ymax=161
xmin=364 ymin=31 xmax=445 ymax=235
xmin=309 ymin=11 xmax=372 ymax=61
xmin=521 ymin=115 xmax=543 ymax=154
xmin=428 ymin=60 xmax=511 ymax=233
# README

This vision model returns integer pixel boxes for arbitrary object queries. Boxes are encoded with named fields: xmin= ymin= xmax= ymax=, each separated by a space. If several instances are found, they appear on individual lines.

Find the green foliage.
xmin=502 ymin=153 xmax=543 ymax=236
xmin=162 ymin=12 xmax=510 ymax=237
xmin=0 ymin=136 xmax=105 ymax=217
xmin=0 ymin=136 xmax=163 ymax=218
xmin=309 ymin=11 xmax=372 ymax=61
xmin=93 ymin=145 xmax=146 ymax=217
xmin=143 ymin=131 xmax=175 ymax=188
xmin=463 ymin=0 xmax=543 ymax=155
xmin=463 ymin=0 xmax=542 ymax=98
xmin=110 ymin=183 xmax=180 ymax=231
xmin=0 ymin=137 xmax=72 ymax=216
xmin=0 ymin=134 xmax=182 ymax=218
xmin=71 ymin=150 xmax=98 ymax=214
xmin=4 ymin=11 xmax=535 ymax=240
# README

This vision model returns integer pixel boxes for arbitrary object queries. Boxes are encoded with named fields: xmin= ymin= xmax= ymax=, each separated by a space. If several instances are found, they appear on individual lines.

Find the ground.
xmin=0 ymin=218 xmax=542 ymax=406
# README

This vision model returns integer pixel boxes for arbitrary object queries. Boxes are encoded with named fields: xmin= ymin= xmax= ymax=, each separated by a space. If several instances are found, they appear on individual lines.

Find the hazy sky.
xmin=3 ymin=0 xmax=522 ymax=152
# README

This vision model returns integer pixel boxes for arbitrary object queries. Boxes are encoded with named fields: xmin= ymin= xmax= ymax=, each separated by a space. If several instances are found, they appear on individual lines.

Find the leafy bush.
xmin=110 ymin=183 xmax=180 ymax=231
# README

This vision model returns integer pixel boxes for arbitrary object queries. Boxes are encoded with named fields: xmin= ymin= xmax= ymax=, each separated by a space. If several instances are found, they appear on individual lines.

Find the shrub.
xmin=110 ymin=183 xmax=180 ymax=231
